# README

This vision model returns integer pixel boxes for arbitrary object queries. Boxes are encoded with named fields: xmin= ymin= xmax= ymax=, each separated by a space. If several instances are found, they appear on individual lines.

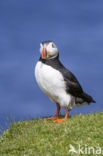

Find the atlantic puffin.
xmin=35 ymin=41 xmax=95 ymax=123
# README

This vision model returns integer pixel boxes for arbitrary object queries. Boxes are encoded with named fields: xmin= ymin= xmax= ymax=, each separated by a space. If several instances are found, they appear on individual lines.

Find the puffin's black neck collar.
xmin=39 ymin=54 xmax=65 ymax=72
xmin=39 ymin=54 xmax=59 ymax=64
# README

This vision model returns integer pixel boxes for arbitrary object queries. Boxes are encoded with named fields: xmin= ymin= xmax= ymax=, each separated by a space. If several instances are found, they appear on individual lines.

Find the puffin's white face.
xmin=40 ymin=41 xmax=59 ymax=59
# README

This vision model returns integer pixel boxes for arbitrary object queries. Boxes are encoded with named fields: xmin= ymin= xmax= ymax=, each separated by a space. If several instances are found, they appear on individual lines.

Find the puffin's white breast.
xmin=35 ymin=61 xmax=71 ymax=108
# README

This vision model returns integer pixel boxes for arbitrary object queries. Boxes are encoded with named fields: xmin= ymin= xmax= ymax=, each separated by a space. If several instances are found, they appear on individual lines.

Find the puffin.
xmin=35 ymin=41 xmax=95 ymax=123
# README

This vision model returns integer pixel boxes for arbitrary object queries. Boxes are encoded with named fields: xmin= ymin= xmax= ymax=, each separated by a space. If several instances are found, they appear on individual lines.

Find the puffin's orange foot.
xmin=53 ymin=118 xmax=66 ymax=123
xmin=44 ymin=105 xmax=60 ymax=120
xmin=54 ymin=110 xmax=69 ymax=123
xmin=44 ymin=116 xmax=58 ymax=120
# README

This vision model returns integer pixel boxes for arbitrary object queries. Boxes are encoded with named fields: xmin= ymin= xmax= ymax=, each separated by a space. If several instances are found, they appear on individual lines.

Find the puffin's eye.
xmin=52 ymin=43 xmax=55 ymax=48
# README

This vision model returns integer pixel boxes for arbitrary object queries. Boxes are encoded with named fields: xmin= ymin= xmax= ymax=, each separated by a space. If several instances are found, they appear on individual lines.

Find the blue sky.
xmin=0 ymin=0 xmax=103 ymax=130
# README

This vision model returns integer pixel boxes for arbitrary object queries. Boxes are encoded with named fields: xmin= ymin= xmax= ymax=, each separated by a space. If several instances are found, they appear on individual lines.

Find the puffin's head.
xmin=40 ymin=41 xmax=59 ymax=59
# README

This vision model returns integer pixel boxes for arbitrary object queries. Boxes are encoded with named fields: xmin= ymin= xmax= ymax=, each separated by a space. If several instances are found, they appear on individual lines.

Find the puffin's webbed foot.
xmin=53 ymin=110 xmax=69 ymax=123
xmin=44 ymin=115 xmax=58 ymax=120
xmin=44 ymin=105 xmax=60 ymax=120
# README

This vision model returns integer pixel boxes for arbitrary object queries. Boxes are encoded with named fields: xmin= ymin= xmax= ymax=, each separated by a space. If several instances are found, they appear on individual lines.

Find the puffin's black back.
xmin=39 ymin=56 xmax=96 ymax=104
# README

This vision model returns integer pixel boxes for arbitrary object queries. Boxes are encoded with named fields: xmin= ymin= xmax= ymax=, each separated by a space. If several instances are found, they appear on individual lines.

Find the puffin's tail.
xmin=81 ymin=92 xmax=96 ymax=104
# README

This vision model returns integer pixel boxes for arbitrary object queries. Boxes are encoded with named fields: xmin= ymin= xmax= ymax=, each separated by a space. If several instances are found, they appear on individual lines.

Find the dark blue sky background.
xmin=0 ymin=0 xmax=103 ymax=131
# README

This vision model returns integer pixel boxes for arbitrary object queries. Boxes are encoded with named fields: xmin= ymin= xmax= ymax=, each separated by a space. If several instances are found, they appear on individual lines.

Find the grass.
xmin=0 ymin=112 xmax=103 ymax=156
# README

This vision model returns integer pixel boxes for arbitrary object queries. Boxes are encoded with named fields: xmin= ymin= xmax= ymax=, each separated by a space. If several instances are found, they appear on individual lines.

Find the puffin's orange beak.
xmin=42 ymin=47 xmax=47 ymax=59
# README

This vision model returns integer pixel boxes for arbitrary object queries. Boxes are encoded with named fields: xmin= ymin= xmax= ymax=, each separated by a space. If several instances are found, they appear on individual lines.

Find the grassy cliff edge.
xmin=0 ymin=112 xmax=103 ymax=155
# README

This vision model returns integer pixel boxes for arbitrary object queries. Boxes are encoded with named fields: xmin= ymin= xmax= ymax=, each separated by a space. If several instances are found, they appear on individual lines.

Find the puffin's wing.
xmin=62 ymin=68 xmax=83 ymax=97
xmin=62 ymin=68 xmax=95 ymax=103
xmin=45 ymin=58 xmax=83 ymax=97
xmin=45 ymin=57 xmax=95 ymax=103
xmin=41 ymin=57 xmax=95 ymax=103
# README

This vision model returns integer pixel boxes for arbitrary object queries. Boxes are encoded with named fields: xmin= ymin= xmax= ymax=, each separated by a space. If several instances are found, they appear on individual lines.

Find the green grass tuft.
xmin=0 ymin=112 xmax=103 ymax=155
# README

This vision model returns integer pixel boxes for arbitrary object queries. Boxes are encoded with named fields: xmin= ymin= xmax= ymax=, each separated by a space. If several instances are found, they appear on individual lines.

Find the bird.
xmin=35 ymin=41 xmax=95 ymax=123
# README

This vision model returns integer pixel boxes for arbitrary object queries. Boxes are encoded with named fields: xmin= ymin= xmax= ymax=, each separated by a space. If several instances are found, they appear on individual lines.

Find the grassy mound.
xmin=0 ymin=112 xmax=103 ymax=155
